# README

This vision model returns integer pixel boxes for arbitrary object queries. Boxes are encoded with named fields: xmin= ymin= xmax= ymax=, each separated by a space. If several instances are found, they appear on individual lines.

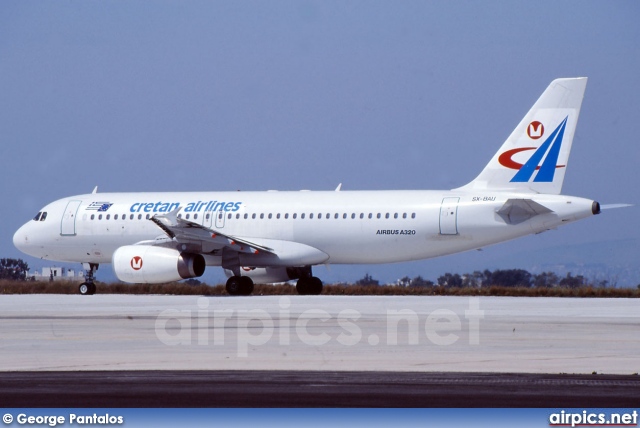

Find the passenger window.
xmin=342 ymin=213 xmax=346 ymax=219
xmin=376 ymin=213 xmax=381 ymax=219
xmin=33 ymin=212 xmax=42 ymax=221
xmin=98 ymin=214 xmax=102 ymax=220
xmin=106 ymin=214 xmax=111 ymax=220
xmin=194 ymin=214 xmax=198 ymax=220
xmin=293 ymin=213 xmax=297 ymax=219
xmin=252 ymin=214 xmax=256 ymax=219
xmin=277 ymin=213 xmax=281 ymax=219
xmin=335 ymin=213 xmax=339 ymax=219
xmin=114 ymin=214 xmax=118 ymax=220
xmin=146 ymin=214 xmax=150 ymax=219
xmin=301 ymin=213 xmax=305 ymax=219
xmin=228 ymin=213 xmax=232 ymax=219
xmin=360 ymin=213 xmax=364 ymax=219
xmin=403 ymin=213 xmax=407 ymax=219
xmin=285 ymin=213 xmax=289 ymax=219
xmin=138 ymin=214 xmax=142 ymax=220
xmin=385 ymin=213 xmax=389 ymax=219
xmin=186 ymin=214 xmax=190 ymax=219
xmin=40 ymin=212 xmax=47 ymax=221
xmin=244 ymin=213 xmax=248 ymax=219
xmin=260 ymin=213 xmax=264 ymax=219
xmin=91 ymin=214 xmax=95 ymax=220
xmin=206 ymin=213 xmax=210 ymax=220
xmin=351 ymin=213 xmax=355 ymax=219
xmin=130 ymin=214 xmax=134 ymax=220
xmin=236 ymin=214 xmax=240 ymax=219
xmin=268 ymin=213 xmax=272 ymax=219
xmin=411 ymin=213 xmax=416 ymax=219
xmin=368 ymin=213 xmax=372 ymax=219
xmin=326 ymin=214 xmax=330 ymax=219
xmin=394 ymin=213 xmax=398 ymax=219
xmin=310 ymin=213 xmax=314 ymax=219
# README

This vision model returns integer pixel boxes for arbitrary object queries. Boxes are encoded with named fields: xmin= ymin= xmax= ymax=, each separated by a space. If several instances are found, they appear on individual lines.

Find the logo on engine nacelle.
xmin=131 ymin=256 xmax=143 ymax=270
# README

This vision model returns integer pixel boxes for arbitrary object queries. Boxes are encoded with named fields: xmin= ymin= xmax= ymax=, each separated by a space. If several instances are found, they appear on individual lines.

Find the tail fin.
xmin=457 ymin=77 xmax=587 ymax=194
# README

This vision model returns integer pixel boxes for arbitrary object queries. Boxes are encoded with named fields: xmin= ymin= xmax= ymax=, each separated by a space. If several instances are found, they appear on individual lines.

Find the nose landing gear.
xmin=78 ymin=263 xmax=99 ymax=295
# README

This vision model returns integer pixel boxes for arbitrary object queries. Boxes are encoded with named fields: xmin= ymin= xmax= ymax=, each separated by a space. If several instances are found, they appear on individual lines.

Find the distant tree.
xmin=0 ymin=258 xmax=29 ymax=281
xmin=356 ymin=273 xmax=379 ymax=286
xmin=559 ymin=273 xmax=586 ymax=289
xmin=437 ymin=273 xmax=463 ymax=288
xmin=532 ymin=272 xmax=559 ymax=288
xmin=409 ymin=276 xmax=434 ymax=288
xmin=488 ymin=269 xmax=532 ymax=287
xmin=462 ymin=271 xmax=484 ymax=288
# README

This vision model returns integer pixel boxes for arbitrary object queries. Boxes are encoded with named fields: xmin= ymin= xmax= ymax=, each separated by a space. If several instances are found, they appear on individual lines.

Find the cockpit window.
xmin=33 ymin=212 xmax=42 ymax=221
xmin=40 ymin=212 xmax=47 ymax=221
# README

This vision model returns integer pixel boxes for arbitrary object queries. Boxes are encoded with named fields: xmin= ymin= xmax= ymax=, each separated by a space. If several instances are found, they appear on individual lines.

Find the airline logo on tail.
xmin=498 ymin=117 xmax=568 ymax=183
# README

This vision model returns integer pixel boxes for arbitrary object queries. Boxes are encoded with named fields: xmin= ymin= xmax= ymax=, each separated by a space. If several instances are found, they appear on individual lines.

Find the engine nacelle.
xmin=112 ymin=245 xmax=205 ymax=284
xmin=224 ymin=266 xmax=304 ymax=284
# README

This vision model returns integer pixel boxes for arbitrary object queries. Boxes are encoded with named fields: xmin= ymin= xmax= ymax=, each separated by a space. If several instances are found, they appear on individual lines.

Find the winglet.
xmin=91 ymin=186 xmax=98 ymax=194
xmin=335 ymin=183 xmax=342 ymax=192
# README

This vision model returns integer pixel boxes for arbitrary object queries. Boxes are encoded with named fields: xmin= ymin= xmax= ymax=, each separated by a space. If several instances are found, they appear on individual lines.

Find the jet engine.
xmin=112 ymin=245 xmax=205 ymax=284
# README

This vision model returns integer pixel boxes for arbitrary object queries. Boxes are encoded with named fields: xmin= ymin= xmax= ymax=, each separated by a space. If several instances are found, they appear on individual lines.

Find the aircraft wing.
xmin=149 ymin=209 xmax=274 ymax=255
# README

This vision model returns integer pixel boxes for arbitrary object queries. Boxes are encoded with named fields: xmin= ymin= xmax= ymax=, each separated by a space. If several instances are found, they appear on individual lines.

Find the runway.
xmin=1 ymin=294 xmax=637 ymax=373
xmin=0 ymin=294 xmax=638 ymax=407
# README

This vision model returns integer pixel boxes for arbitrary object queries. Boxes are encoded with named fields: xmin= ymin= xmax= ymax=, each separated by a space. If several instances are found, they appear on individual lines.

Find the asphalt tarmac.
xmin=1 ymin=370 xmax=639 ymax=407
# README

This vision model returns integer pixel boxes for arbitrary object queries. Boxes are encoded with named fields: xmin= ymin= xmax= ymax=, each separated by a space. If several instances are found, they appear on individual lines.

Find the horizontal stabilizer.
xmin=497 ymin=199 xmax=552 ymax=225
xmin=600 ymin=203 xmax=633 ymax=210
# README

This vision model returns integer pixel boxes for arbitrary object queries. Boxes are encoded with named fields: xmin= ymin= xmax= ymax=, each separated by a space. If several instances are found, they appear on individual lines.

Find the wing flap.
xmin=150 ymin=209 xmax=274 ymax=255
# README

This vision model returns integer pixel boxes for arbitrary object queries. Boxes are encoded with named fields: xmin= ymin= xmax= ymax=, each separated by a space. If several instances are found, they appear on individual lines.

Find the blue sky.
xmin=2 ymin=1 xmax=638 ymax=285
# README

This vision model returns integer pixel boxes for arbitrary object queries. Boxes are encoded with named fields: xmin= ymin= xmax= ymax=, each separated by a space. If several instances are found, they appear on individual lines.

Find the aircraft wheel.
xmin=89 ymin=283 xmax=97 ymax=295
xmin=309 ymin=277 xmax=323 ymax=295
xmin=79 ymin=282 xmax=92 ymax=295
xmin=239 ymin=276 xmax=254 ymax=296
xmin=296 ymin=278 xmax=309 ymax=295
xmin=226 ymin=276 xmax=241 ymax=296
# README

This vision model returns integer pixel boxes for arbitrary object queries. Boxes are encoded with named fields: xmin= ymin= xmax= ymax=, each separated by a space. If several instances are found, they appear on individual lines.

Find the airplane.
xmin=13 ymin=77 xmax=619 ymax=295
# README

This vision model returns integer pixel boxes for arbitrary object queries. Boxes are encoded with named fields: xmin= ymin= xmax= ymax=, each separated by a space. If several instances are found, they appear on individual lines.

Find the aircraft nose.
xmin=13 ymin=223 xmax=30 ymax=253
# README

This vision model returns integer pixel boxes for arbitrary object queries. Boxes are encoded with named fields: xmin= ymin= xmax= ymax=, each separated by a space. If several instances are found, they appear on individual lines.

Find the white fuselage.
xmin=13 ymin=189 xmax=596 ymax=268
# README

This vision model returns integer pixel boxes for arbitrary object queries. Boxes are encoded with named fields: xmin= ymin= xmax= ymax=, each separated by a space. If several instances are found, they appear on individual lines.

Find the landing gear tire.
xmin=226 ymin=276 xmax=241 ymax=296
xmin=79 ymin=263 xmax=99 ymax=295
xmin=239 ymin=276 xmax=254 ymax=296
xmin=296 ymin=276 xmax=323 ymax=295
xmin=79 ymin=282 xmax=95 ymax=295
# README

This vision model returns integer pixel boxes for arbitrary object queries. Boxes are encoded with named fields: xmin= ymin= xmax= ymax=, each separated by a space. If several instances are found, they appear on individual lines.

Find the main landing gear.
xmin=79 ymin=263 xmax=99 ymax=295
xmin=225 ymin=274 xmax=323 ymax=296
xmin=226 ymin=276 xmax=255 ymax=296
xmin=296 ymin=276 xmax=323 ymax=295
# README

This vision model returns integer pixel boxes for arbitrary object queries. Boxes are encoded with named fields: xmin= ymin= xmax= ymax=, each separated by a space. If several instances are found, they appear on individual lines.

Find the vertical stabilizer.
xmin=457 ymin=78 xmax=587 ymax=194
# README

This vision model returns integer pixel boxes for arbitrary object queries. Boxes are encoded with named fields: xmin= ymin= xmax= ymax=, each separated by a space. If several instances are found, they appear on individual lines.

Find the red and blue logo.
xmin=498 ymin=117 xmax=568 ymax=183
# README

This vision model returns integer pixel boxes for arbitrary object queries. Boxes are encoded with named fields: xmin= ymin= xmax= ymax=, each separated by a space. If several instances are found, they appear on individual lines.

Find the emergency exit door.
xmin=439 ymin=197 xmax=459 ymax=235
